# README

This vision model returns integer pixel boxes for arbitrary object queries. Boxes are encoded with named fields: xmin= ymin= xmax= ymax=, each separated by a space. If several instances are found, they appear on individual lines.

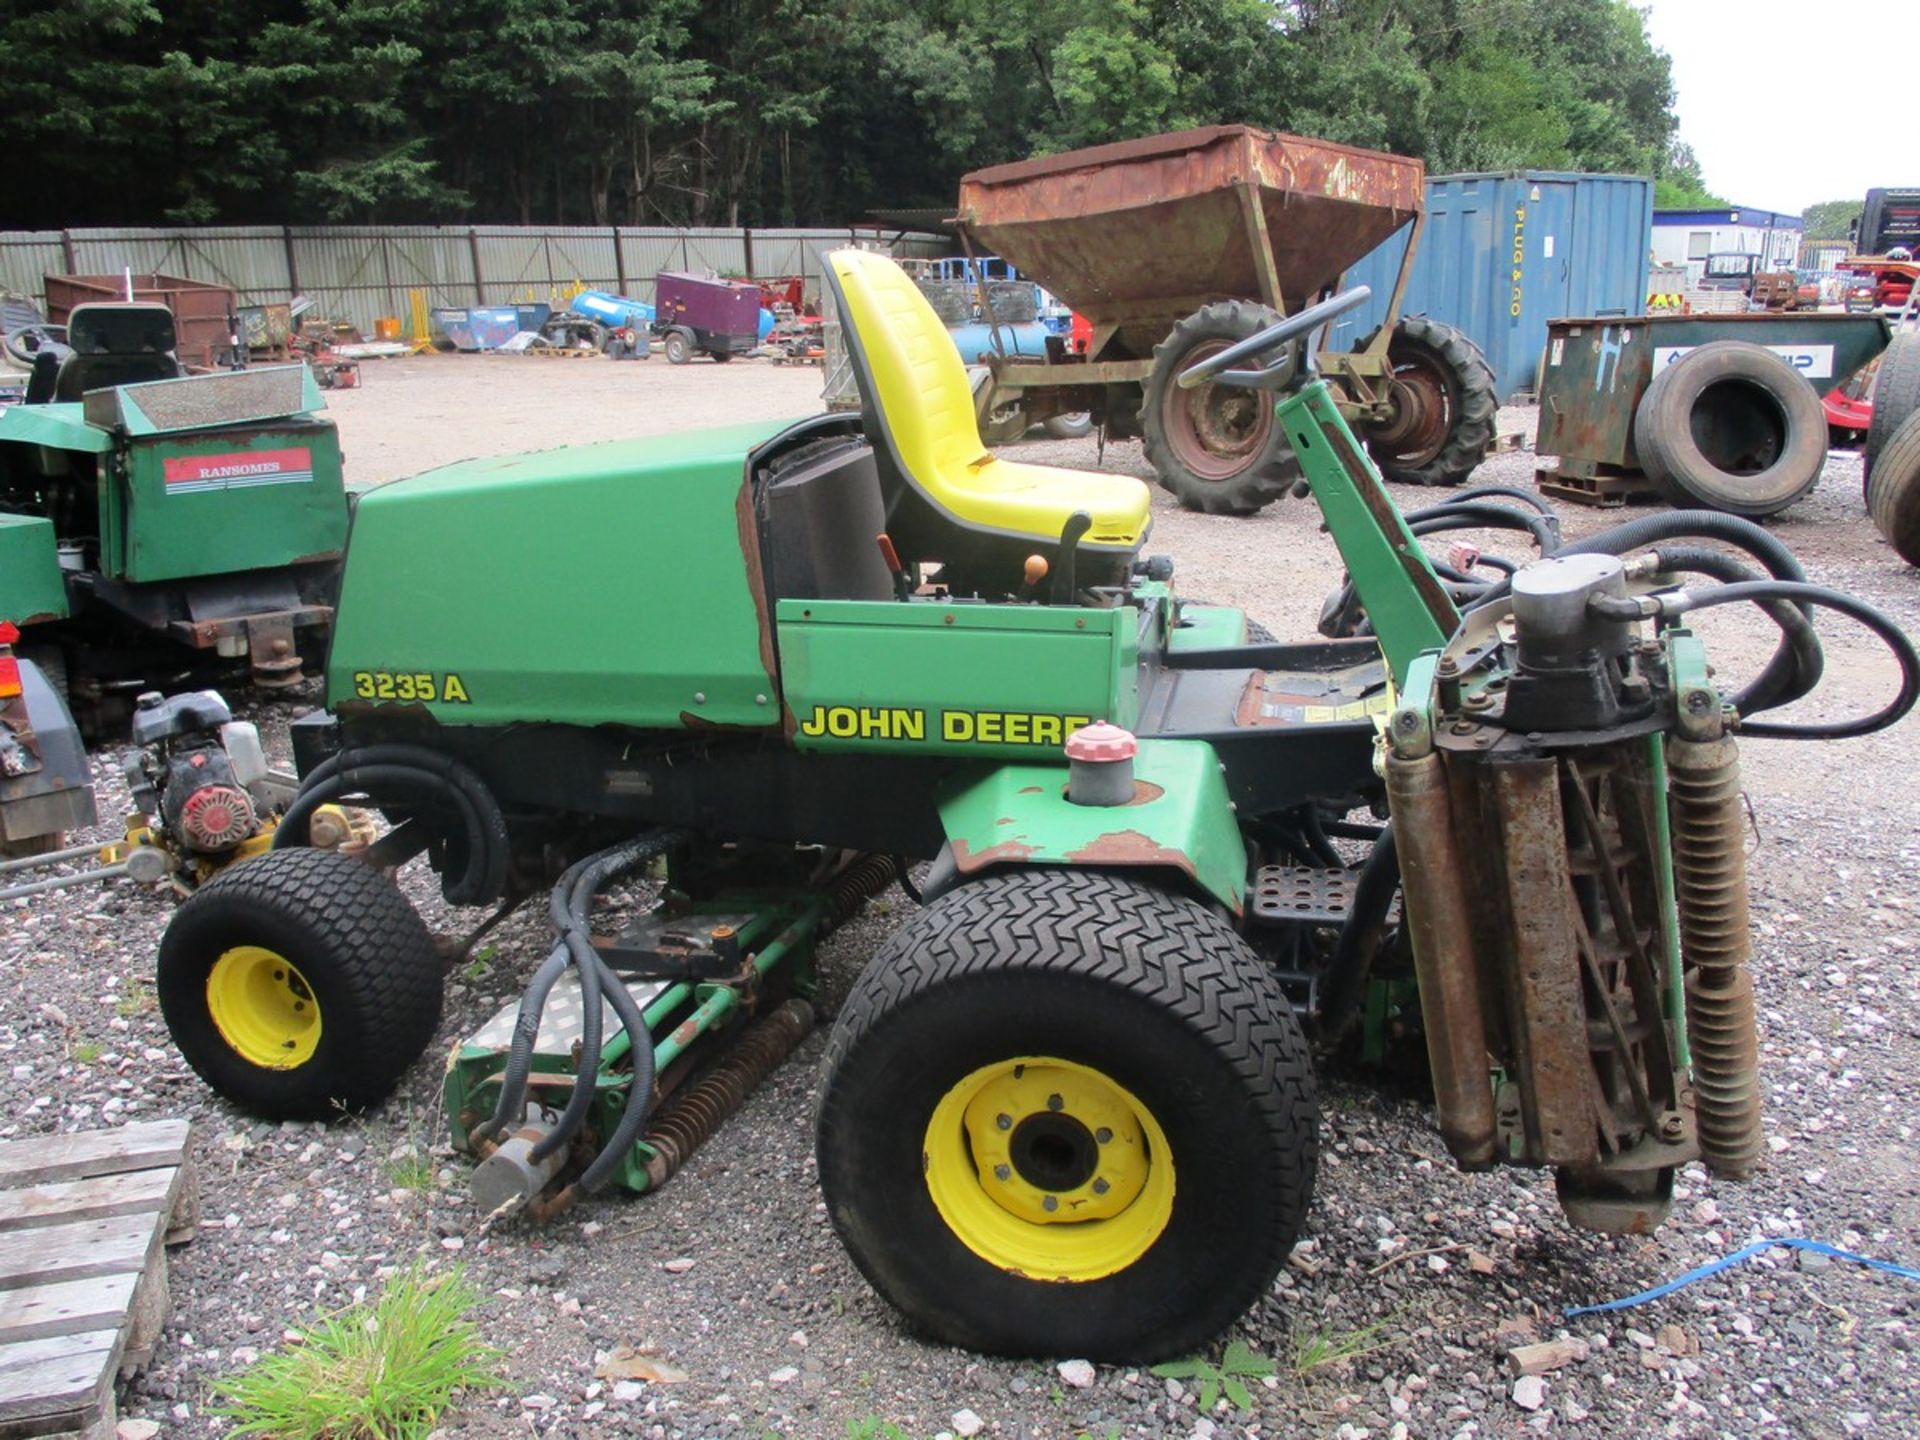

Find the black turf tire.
xmin=816 ymin=869 xmax=1317 ymax=1361
xmin=663 ymin=331 xmax=692 ymax=365
xmin=1141 ymin=300 xmax=1301 ymax=515
xmin=709 ymin=349 xmax=733 ymax=363
xmin=1867 ymin=332 xmax=1920 ymax=501
xmin=157 ymin=848 xmax=443 ymax=1119
xmin=1633 ymin=341 xmax=1826 ymax=517
xmin=1363 ymin=315 xmax=1499 ymax=487
xmin=1869 ymin=408 xmax=1920 ymax=567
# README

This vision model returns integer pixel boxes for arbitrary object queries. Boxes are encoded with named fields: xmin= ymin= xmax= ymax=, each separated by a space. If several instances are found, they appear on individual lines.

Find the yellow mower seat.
xmin=825 ymin=249 xmax=1150 ymax=554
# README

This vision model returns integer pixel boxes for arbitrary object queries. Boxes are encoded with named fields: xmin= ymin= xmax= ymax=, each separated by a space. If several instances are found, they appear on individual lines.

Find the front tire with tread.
xmin=157 ymin=847 xmax=443 ymax=1119
xmin=816 ymin=869 xmax=1317 ymax=1360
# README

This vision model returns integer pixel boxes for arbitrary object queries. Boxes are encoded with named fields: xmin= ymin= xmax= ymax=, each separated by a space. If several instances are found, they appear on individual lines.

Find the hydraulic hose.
xmin=1407 ymin=503 xmax=1558 ymax=554
xmin=470 ymin=946 xmax=570 ymax=1147
xmin=1642 ymin=582 xmax=1919 ymax=739
xmin=1647 ymin=545 xmax=1824 ymax=713
xmin=573 ymin=949 xmax=657 ymax=1195
xmin=526 ymin=852 xmax=610 ymax=1165
xmin=528 ymin=831 xmax=688 ymax=1164
xmin=1421 ymin=484 xmax=1561 ymax=520
xmin=275 ymin=743 xmax=509 ymax=904
xmin=1318 ymin=826 xmax=1401 ymax=1037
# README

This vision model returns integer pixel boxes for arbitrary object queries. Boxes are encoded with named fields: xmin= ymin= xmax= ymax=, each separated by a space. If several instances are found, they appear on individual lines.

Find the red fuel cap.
xmin=1065 ymin=721 xmax=1138 ymax=763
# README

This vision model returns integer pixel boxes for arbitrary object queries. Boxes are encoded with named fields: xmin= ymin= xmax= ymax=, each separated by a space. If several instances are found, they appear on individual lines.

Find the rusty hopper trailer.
xmin=957 ymin=125 xmax=1497 ymax=513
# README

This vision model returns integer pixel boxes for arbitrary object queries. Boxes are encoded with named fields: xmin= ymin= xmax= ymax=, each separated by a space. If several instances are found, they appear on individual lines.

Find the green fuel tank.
xmin=326 ymin=418 xmax=800 ymax=730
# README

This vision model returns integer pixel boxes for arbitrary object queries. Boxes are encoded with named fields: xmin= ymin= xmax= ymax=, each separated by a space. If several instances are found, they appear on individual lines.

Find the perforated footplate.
xmin=1251 ymin=864 xmax=1367 ymax=926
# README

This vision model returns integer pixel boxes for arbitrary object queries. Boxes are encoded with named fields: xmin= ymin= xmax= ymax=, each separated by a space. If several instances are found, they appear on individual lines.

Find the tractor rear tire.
xmin=816 ymin=869 xmax=1317 ymax=1361
xmin=157 ymin=847 xmax=442 ymax=1119
xmin=1361 ymin=315 xmax=1499 ymax=487
xmin=664 ymin=331 xmax=692 ymax=365
xmin=1633 ymin=341 xmax=1826 ymax=516
xmin=1868 ymin=409 xmax=1920 ymax=567
xmin=1141 ymin=301 xmax=1301 ymax=515
xmin=1866 ymin=332 xmax=1920 ymax=503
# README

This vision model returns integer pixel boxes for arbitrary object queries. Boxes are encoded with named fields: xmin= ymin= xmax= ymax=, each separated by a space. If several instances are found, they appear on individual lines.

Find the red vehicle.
xmin=1840 ymin=257 xmax=1917 ymax=313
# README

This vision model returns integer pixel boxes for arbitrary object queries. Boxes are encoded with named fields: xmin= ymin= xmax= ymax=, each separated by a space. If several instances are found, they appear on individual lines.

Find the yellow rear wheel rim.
xmin=206 ymin=946 xmax=322 ymax=1069
xmin=923 ymin=1056 xmax=1174 ymax=1282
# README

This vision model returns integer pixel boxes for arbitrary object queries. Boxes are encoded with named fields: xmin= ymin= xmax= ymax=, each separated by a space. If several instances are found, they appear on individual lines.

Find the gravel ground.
xmin=5 ymin=354 xmax=1919 ymax=1440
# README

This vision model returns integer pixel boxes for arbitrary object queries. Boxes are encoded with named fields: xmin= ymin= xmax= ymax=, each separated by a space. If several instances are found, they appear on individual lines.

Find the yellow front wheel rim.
xmin=206 ymin=946 xmax=323 ymax=1069
xmin=923 ymin=1056 xmax=1175 ymax=1282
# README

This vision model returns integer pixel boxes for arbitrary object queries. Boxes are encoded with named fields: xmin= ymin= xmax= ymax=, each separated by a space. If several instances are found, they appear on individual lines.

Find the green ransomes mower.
xmin=0 ymin=302 xmax=347 ymax=857
xmin=0 ymin=303 xmax=347 ymax=722
xmin=152 ymin=251 xmax=1918 ymax=1360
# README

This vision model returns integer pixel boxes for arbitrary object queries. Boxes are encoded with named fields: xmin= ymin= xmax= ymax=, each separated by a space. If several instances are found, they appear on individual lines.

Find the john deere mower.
xmin=152 ymin=252 xmax=1917 ymax=1361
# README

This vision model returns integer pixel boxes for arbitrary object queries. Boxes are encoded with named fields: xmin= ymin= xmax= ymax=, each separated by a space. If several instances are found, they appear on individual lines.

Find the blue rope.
xmin=1565 ymin=1238 xmax=1920 ymax=1319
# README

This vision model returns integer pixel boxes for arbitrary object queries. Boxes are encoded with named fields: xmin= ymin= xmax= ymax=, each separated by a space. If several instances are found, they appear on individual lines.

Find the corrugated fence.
xmin=0 ymin=225 xmax=947 ymax=335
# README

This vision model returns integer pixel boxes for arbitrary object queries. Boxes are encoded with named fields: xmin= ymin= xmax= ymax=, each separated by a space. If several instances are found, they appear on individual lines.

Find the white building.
xmin=1651 ymin=205 xmax=1804 ymax=286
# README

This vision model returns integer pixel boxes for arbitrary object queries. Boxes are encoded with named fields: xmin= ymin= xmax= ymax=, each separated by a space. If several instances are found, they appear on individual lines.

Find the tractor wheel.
xmin=709 ymin=349 xmax=733 ymax=363
xmin=664 ymin=331 xmax=692 ymax=365
xmin=1141 ymin=301 xmax=1300 ymax=515
xmin=816 ymin=869 xmax=1317 ymax=1361
xmin=1868 ymin=409 xmax=1920 ymax=567
xmin=1044 ymin=412 xmax=1094 ymax=440
xmin=1633 ymin=341 xmax=1826 ymax=517
xmin=1361 ymin=315 xmax=1499 ymax=487
xmin=1866 ymin=332 xmax=1920 ymax=504
xmin=157 ymin=847 xmax=442 ymax=1119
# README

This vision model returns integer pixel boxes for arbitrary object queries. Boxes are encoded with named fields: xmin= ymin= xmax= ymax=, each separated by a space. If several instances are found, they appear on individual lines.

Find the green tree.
xmin=1802 ymin=198 xmax=1862 ymax=241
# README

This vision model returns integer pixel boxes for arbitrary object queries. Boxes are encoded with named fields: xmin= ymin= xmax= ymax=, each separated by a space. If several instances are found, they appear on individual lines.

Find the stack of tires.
xmin=1630 ymin=341 xmax=1828 ymax=517
xmin=1866 ymin=332 xmax=1920 ymax=567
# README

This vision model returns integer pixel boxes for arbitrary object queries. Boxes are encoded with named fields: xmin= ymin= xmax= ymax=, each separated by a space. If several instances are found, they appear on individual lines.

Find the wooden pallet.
xmin=0 ymin=1121 xmax=194 ymax=1440
xmin=1535 ymin=463 xmax=1657 ymax=509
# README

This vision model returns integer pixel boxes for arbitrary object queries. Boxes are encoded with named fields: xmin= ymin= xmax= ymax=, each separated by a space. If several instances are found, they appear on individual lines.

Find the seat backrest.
xmin=824 ymin=250 xmax=991 ymax=495
xmin=53 ymin=303 xmax=181 ymax=400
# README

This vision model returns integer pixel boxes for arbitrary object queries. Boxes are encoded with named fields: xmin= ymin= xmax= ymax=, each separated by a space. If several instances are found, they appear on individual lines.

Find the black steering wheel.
xmin=1176 ymin=286 xmax=1372 ymax=391
xmin=4 ymin=324 xmax=69 ymax=367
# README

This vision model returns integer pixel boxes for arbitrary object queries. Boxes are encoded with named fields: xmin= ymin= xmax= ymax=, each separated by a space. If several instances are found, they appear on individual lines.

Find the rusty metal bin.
xmin=1536 ymin=312 xmax=1891 ymax=509
xmin=44 ymin=273 xmax=238 ymax=370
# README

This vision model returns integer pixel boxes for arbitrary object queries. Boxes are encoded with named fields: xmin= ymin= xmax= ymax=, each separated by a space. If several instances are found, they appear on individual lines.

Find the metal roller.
xmin=1384 ymin=749 xmax=1498 ymax=1167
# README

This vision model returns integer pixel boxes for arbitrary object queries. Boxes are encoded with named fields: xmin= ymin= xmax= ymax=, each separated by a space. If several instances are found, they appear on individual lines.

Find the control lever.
xmin=1052 ymin=511 xmax=1092 ymax=605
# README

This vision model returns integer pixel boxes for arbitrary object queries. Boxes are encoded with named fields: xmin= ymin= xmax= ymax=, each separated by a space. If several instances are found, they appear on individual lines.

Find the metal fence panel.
xmin=0 ymin=224 xmax=946 ymax=334
xmin=0 ymin=233 xmax=66 ymax=309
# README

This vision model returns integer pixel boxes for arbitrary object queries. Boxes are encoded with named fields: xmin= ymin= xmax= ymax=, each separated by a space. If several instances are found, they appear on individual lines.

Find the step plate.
xmin=1251 ymin=864 xmax=1375 ymax=926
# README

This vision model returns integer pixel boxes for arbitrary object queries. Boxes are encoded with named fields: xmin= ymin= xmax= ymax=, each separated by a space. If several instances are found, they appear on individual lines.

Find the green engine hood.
xmin=327 ymin=416 xmax=806 ymax=730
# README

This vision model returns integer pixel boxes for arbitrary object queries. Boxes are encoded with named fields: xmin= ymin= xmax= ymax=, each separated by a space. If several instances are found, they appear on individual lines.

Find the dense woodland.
xmin=5 ymin=0 xmax=1729 ymax=230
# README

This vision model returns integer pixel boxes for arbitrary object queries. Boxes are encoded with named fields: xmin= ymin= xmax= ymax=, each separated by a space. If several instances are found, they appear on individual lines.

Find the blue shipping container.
xmin=1330 ymin=172 xmax=1654 ymax=401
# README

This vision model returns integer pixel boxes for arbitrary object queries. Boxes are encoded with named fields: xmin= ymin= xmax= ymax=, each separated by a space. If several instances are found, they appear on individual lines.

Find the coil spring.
xmin=642 ymin=999 xmax=814 ymax=1187
xmin=825 ymin=854 xmax=899 ymax=930
xmin=1667 ymin=736 xmax=1763 ymax=1178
